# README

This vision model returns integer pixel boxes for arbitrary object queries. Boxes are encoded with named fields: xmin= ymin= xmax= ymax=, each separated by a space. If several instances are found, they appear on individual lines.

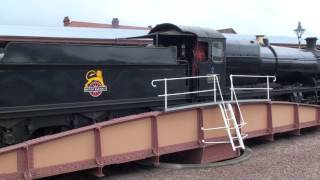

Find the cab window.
xmin=211 ymin=41 xmax=224 ymax=61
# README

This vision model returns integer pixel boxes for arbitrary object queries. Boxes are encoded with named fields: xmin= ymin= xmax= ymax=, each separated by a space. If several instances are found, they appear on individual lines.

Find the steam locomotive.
xmin=0 ymin=23 xmax=319 ymax=147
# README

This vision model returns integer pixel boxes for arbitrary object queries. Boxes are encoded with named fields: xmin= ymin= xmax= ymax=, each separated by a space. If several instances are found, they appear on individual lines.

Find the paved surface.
xmin=45 ymin=128 xmax=320 ymax=180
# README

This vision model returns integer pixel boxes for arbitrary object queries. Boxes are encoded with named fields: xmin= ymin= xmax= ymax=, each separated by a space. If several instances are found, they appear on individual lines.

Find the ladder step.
xmin=201 ymin=126 xmax=226 ymax=131
xmin=202 ymin=140 xmax=230 ymax=144
xmin=232 ymin=135 xmax=248 ymax=141
xmin=231 ymin=134 xmax=248 ymax=140
xmin=241 ymin=134 xmax=249 ymax=139
xmin=202 ymin=126 xmax=243 ymax=131
xmin=239 ymin=122 xmax=247 ymax=126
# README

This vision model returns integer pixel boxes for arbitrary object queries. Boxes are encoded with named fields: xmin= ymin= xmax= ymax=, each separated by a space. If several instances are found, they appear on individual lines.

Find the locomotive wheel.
xmin=289 ymin=92 xmax=303 ymax=103
xmin=0 ymin=128 xmax=23 ymax=147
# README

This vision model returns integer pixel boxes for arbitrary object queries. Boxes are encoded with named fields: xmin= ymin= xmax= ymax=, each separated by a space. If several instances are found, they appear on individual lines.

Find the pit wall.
xmin=0 ymin=101 xmax=318 ymax=180
xmin=241 ymin=102 xmax=319 ymax=140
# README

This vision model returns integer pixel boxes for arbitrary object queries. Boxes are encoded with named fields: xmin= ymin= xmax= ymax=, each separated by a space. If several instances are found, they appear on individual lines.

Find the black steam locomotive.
xmin=0 ymin=23 xmax=319 ymax=147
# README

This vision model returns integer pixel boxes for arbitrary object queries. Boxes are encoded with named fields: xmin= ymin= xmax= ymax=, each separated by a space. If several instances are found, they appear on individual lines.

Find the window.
xmin=211 ymin=41 xmax=224 ymax=61
xmin=195 ymin=42 xmax=208 ymax=62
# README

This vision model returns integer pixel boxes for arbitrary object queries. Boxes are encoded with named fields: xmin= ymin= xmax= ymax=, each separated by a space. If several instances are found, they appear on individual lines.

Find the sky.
xmin=0 ymin=0 xmax=319 ymax=37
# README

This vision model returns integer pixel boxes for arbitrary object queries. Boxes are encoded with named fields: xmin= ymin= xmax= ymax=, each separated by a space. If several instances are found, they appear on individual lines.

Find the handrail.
xmin=230 ymin=74 xmax=276 ymax=101
xmin=151 ymin=74 xmax=219 ymax=111
xmin=151 ymin=74 xmax=218 ymax=86
xmin=229 ymin=74 xmax=276 ymax=126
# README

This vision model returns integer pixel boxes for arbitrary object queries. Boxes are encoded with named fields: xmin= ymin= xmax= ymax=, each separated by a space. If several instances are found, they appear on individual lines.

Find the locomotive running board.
xmin=0 ymin=101 xmax=320 ymax=179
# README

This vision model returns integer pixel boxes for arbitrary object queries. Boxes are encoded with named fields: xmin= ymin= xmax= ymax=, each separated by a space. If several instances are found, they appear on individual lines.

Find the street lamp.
xmin=294 ymin=21 xmax=305 ymax=48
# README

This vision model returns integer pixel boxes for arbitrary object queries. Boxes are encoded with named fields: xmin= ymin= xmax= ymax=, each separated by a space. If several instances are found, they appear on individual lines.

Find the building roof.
xmin=0 ymin=25 xmax=150 ymax=46
xmin=63 ymin=16 xmax=151 ymax=30
xmin=0 ymin=25 xmax=149 ymax=39
xmin=66 ymin=21 xmax=151 ymax=30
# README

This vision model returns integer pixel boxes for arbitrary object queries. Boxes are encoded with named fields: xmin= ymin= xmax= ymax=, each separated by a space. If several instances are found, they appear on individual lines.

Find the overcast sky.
xmin=0 ymin=0 xmax=319 ymax=37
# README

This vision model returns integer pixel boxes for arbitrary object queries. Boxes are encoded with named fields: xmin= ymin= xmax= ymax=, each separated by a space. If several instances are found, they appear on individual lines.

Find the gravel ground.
xmin=46 ymin=128 xmax=320 ymax=180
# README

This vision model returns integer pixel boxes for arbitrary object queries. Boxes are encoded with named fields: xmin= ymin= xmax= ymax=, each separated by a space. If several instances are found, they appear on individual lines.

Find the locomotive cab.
xmin=148 ymin=23 xmax=227 ymax=97
xmin=194 ymin=37 xmax=226 ymax=92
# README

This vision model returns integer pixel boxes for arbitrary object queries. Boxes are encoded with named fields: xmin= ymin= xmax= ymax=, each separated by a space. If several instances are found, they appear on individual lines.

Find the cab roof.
xmin=149 ymin=23 xmax=225 ymax=39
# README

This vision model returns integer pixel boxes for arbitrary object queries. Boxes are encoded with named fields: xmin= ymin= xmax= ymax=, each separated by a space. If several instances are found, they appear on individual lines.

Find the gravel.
xmin=45 ymin=128 xmax=320 ymax=180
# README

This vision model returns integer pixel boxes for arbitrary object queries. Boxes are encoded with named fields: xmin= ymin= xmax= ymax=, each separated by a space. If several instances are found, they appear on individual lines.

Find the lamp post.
xmin=294 ymin=21 xmax=305 ymax=48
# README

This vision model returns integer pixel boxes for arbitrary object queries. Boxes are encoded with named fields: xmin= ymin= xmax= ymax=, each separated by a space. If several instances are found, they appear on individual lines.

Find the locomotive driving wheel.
xmin=289 ymin=92 xmax=303 ymax=103
xmin=0 ymin=128 xmax=15 ymax=147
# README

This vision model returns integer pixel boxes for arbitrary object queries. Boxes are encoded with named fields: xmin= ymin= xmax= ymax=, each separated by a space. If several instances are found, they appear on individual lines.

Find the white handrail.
xmin=229 ymin=74 xmax=276 ymax=126
xmin=151 ymin=74 xmax=219 ymax=111
xmin=230 ymin=74 xmax=276 ymax=101
xmin=158 ymin=89 xmax=215 ymax=97
xmin=151 ymin=75 xmax=216 ymax=87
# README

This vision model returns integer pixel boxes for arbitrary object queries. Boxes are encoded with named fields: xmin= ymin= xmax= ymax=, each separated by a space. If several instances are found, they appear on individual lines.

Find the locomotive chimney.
xmin=256 ymin=35 xmax=265 ymax=45
xmin=305 ymin=37 xmax=317 ymax=50
xmin=63 ymin=16 xmax=70 ymax=26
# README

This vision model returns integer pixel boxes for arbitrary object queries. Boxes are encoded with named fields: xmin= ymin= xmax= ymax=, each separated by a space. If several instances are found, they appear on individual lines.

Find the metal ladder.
xmin=201 ymin=76 xmax=247 ymax=151
xmin=202 ymin=103 xmax=246 ymax=151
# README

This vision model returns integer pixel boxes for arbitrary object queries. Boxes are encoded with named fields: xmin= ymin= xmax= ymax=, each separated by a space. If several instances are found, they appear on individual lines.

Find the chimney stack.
xmin=112 ymin=18 xmax=119 ymax=28
xmin=63 ymin=16 xmax=70 ymax=26
xmin=305 ymin=37 xmax=318 ymax=50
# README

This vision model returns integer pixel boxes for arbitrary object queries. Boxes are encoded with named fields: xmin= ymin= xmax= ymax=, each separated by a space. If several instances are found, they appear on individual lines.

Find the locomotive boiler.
xmin=225 ymin=35 xmax=320 ymax=85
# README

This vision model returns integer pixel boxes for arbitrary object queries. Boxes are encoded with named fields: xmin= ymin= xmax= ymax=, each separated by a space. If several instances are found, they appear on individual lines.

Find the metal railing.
xmin=229 ymin=74 xmax=276 ymax=127
xmin=151 ymin=74 xmax=220 ymax=111
xmin=230 ymin=74 xmax=276 ymax=101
